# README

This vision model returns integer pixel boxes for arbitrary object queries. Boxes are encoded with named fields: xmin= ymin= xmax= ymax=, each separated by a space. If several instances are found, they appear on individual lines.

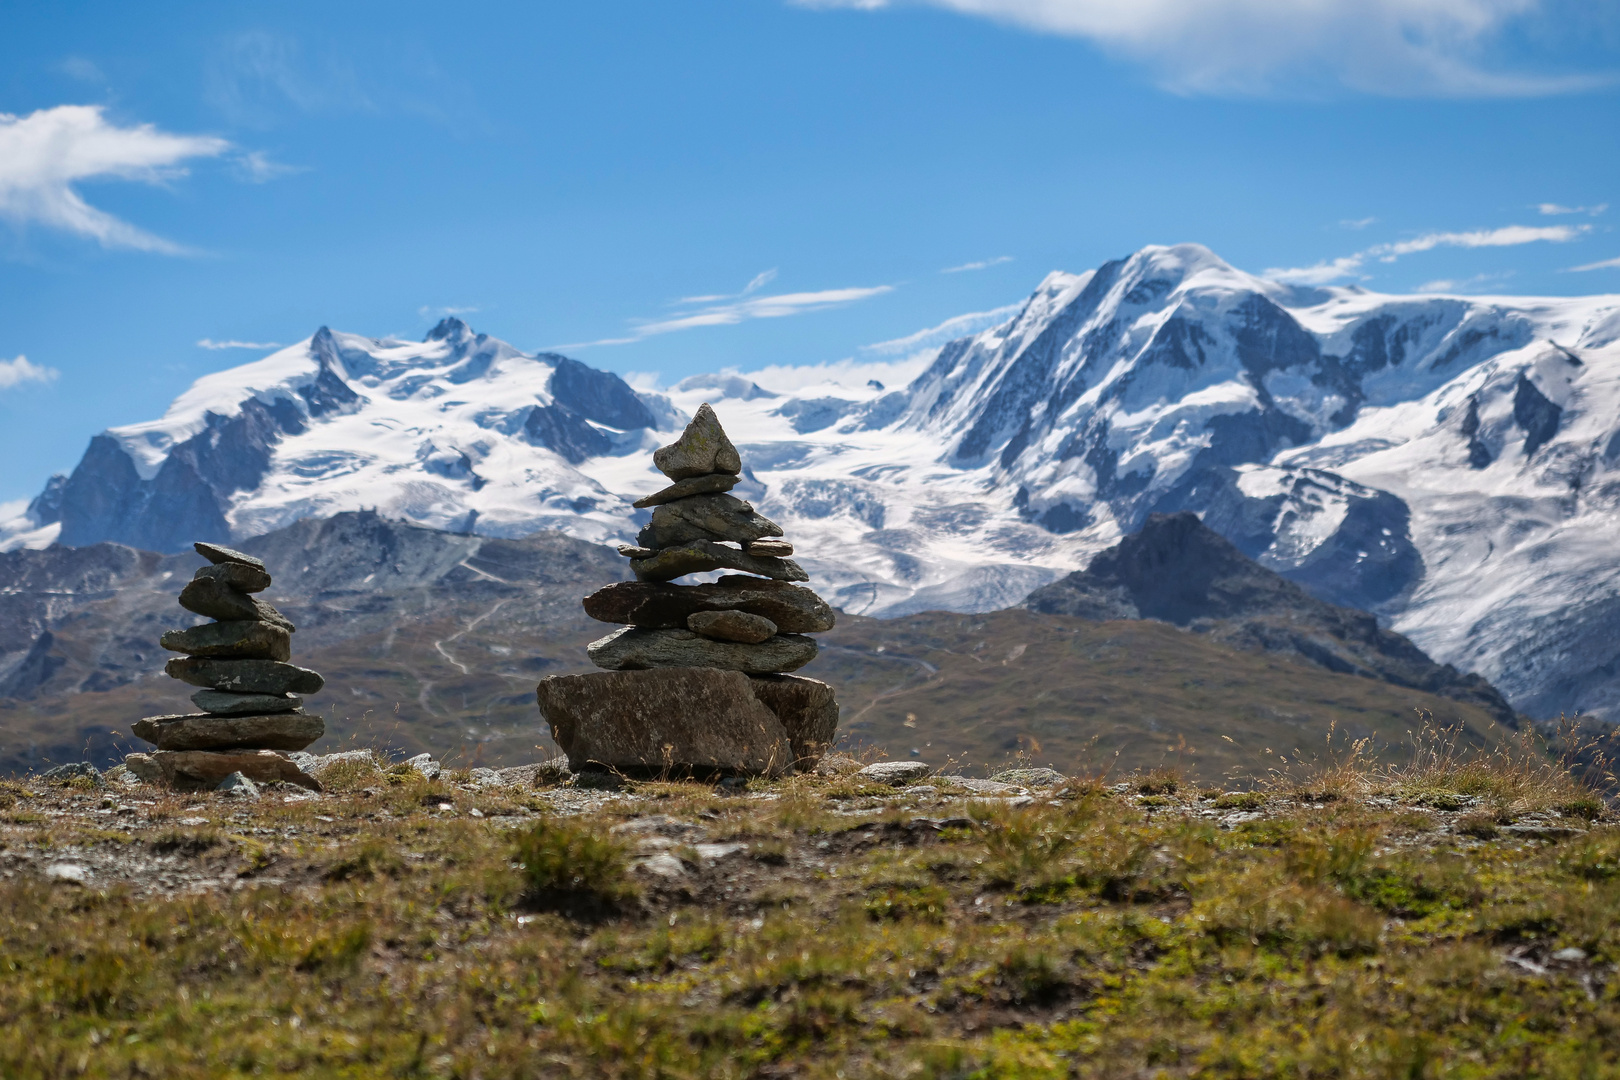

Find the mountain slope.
xmin=6 ymin=246 xmax=1620 ymax=721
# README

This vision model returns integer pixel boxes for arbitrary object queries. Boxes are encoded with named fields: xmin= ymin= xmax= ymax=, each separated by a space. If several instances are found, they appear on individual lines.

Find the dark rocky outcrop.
xmin=1026 ymin=512 xmax=1520 ymax=726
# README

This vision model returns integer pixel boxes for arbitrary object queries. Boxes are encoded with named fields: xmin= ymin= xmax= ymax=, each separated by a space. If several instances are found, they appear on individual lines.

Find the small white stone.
xmin=636 ymin=853 xmax=688 ymax=879
xmin=1552 ymin=947 xmax=1588 ymax=962
xmin=45 ymin=863 xmax=89 ymax=885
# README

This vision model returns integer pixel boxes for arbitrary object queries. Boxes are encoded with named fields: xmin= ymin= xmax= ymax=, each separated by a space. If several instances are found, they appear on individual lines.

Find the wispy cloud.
xmin=558 ymin=275 xmax=894 ymax=348
xmin=197 ymin=338 xmax=283 ymax=350
xmin=1266 ymin=224 xmax=1593 ymax=285
xmin=862 ymin=303 xmax=1023 ymax=355
xmin=232 ymin=150 xmax=305 ymax=183
xmin=1414 ymin=271 xmax=1515 ymax=293
xmin=0 ymin=355 xmax=59 ymax=390
xmin=417 ymin=305 xmax=480 ymax=319
xmin=942 ymin=255 xmax=1014 ymax=273
xmin=1567 ymin=256 xmax=1620 ymax=272
xmin=1340 ymin=217 xmax=1379 ymax=230
xmin=0 ymin=105 xmax=228 ymax=253
xmin=1538 ymin=202 xmax=1608 ymax=216
xmin=794 ymin=0 xmax=1612 ymax=98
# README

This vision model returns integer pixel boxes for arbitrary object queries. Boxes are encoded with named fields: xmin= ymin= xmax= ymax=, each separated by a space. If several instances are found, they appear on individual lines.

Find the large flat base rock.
xmin=147 ymin=749 xmax=322 ymax=792
xmin=537 ymin=669 xmax=794 ymax=778
xmin=586 ymin=627 xmax=817 ymax=673
xmin=132 ymin=712 xmax=325 ymax=752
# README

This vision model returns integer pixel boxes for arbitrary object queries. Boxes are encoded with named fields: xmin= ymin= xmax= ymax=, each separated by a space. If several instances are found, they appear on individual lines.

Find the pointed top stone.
xmin=653 ymin=403 xmax=742 ymax=481
xmin=194 ymin=542 xmax=266 ymax=572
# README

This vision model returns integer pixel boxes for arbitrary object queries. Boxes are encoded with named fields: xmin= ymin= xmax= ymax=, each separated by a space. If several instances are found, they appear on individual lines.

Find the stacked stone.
xmin=536 ymin=404 xmax=840 ymax=779
xmin=125 ymin=543 xmax=324 ymax=791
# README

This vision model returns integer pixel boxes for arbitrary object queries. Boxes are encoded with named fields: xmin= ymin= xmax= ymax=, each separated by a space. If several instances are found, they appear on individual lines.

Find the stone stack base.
xmin=537 ymin=669 xmax=838 ymax=779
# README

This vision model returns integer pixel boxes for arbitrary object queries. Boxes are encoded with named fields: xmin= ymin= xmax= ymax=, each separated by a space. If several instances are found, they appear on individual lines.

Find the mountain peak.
xmin=425 ymin=317 xmax=472 ymax=343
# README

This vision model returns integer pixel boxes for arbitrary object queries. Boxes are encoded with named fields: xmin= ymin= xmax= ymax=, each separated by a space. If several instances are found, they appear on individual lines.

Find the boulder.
xmin=39 ymin=762 xmax=103 ymax=786
xmin=638 ymin=493 xmax=783 ymax=548
xmin=583 ymin=577 xmax=836 ymax=633
xmin=193 ymin=561 xmax=272 ymax=593
xmin=630 ymin=541 xmax=808 ymax=584
xmin=858 ymin=760 xmax=932 ymax=785
xmin=688 ymin=609 xmax=777 ymax=644
xmin=160 ymin=620 xmax=291 ymax=661
xmin=536 ymin=669 xmax=793 ymax=777
xmin=216 ymin=772 xmax=261 ymax=799
xmin=122 ymin=753 xmax=165 ymax=783
xmin=652 ymin=403 xmax=742 ymax=480
xmin=586 ymin=627 xmax=817 ymax=673
xmin=132 ymin=711 xmax=325 ymax=752
xmin=632 ymin=472 xmax=740 ymax=508
xmin=195 ymin=542 xmax=266 ymax=571
xmin=164 ymin=657 xmax=325 ymax=695
xmin=191 ymin=689 xmax=302 ymax=715
xmin=149 ymin=749 xmax=322 ymax=791
xmin=178 ymin=576 xmax=295 ymax=631
xmin=747 ymin=674 xmax=839 ymax=768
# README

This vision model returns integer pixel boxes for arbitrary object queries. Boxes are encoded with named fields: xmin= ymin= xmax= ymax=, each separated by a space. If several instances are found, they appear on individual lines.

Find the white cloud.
xmin=416 ymin=305 xmax=480 ymax=319
xmin=795 ymin=0 xmax=1610 ymax=97
xmin=0 ymin=355 xmax=59 ymax=390
xmin=1568 ymin=256 xmax=1620 ymax=272
xmin=197 ymin=339 xmax=283 ymax=350
xmin=559 ymin=275 xmax=894 ymax=348
xmin=1413 ymin=270 xmax=1514 ymax=293
xmin=0 ymin=105 xmax=229 ymax=253
xmin=862 ymin=303 xmax=1023 ymax=355
xmin=942 ymin=255 xmax=1014 ymax=273
xmin=1340 ymin=217 xmax=1379 ymax=229
xmin=232 ymin=150 xmax=305 ymax=183
xmin=1266 ymin=223 xmax=1591 ymax=284
xmin=1538 ymin=202 xmax=1608 ymax=216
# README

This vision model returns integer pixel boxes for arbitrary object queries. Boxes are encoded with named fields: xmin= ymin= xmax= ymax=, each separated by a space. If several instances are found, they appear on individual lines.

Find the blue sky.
xmin=0 ymin=0 xmax=1617 ymax=504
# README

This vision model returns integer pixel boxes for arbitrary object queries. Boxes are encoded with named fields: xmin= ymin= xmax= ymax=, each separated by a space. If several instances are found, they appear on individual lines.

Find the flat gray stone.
xmin=194 ymin=562 xmax=272 ymax=593
xmin=404 ymin=752 xmax=441 ymax=780
xmin=638 ymin=493 xmax=783 ymax=548
xmin=653 ymin=403 xmax=743 ymax=480
xmin=633 ymin=472 xmax=740 ymax=508
xmin=132 ymin=711 xmax=325 ymax=752
xmin=195 ymin=542 xmax=266 ymax=571
xmin=991 ymin=767 xmax=1066 ymax=788
xmin=123 ymin=753 xmax=164 ymax=783
xmin=630 ymin=541 xmax=808 ymax=584
xmin=583 ymin=577 xmax=836 ymax=633
xmin=165 ymin=657 xmax=324 ymax=695
xmin=587 ymin=627 xmax=817 ymax=673
xmin=216 ymin=771 xmax=261 ymax=798
xmin=537 ymin=668 xmax=793 ymax=778
xmin=178 ymin=576 xmax=294 ymax=631
xmin=747 ymin=674 xmax=839 ymax=769
xmin=745 ymin=539 xmax=794 ymax=556
xmin=160 ymin=620 xmax=291 ymax=661
xmin=858 ymin=760 xmax=932 ymax=785
xmin=149 ymin=749 xmax=321 ymax=791
xmin=191 ymin=689 xmax=302 ymax=715
xmin=688 ymin=609 xmax=777 ymax=643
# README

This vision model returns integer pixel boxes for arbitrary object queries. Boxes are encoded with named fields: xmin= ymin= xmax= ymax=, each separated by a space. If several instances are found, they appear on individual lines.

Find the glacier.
xmin=5 ymin=243 xmax=1620 ymax=721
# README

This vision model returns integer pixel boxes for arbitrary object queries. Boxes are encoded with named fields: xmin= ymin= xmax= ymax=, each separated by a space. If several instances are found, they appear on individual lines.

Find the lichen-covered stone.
xmin=652 ymin=404 xmax=742 ymax=480
xmin=586 ymin=627 xmax=817 ymax=673
xmin=637 ymin=493 xmax=782 ymax=549
xmin=536 ymin=669 xmax=793 ymax=778
xmin=687 ymin=609 xmax=777 ymax=644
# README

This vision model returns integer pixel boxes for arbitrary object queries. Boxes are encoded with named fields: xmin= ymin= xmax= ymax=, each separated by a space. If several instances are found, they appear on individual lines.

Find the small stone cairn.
xmin=124 ymin=543 xmax=325 ymax=791
xmin=536 ymin=404 xmax=839 ymax=778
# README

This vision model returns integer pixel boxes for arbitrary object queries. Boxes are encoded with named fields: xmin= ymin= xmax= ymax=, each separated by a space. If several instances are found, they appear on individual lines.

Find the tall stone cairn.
xmin=124 ymin=543 xmax=325 ymax=791
xmin=536 ymin=403 xmax=839 ymax=778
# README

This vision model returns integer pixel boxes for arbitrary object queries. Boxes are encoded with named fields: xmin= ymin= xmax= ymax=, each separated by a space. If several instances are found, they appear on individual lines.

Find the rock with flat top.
xmin=638 ymin=493 xmax=783 ymax=549
xmin=858 ymin=760 xmax=932 ymax=785
xmin=537 ymin=668 xmax=793 ymax=777
xmin=745 ymin=539 xmax=794 ymax=556
xmin=688 ymin=609 xmax=777 ymax=643
xmin=161 ymin=620 xmax=291 ymax=661
xmin=633 ymin=472 xmax=740 ymax=508
xmin=191 ymin=689 xmax=302 ymax=715
xmin=194 ymin=542 xmax=266 ymax=570
xmin=149 ymin=749 xmax=322 ymax=791
xmin=178 ymin=576 xmax=294 ymax=631
xmin=587 ymin=627 xmax=817 ymax=673
xmin=617 ymin=544 xmax=656 ymax=559
xmin=747 ymin=674 xmax=839 ymax=768
xmin=583 ymin=577 xmax=835 ymax=633
xmin=630 ymin=541 xmax=807 ymax=584
xmin=165 ymin=657 xmax=324 ymax=695
xmin=652 ymin=404 xmax=742 ymax=480
xmin=132 ymin=711 xmax=325 ymax=752
xmin=193 ymin=562 xmax=272 ymax=593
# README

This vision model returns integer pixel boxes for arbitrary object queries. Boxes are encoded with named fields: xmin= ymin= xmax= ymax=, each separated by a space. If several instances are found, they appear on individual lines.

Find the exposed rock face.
xmin=583 ymin=578 xmax=835 ymax=633
xmin=554 ymin=404 xmax=840 ymax=774
xmin=537 ymin=669 xmax=793 ymax=778
xmin=688 ymin=610 xmax=777 ymax=644
xmin=1025 ymin=512 xmax=1520 ymax=726
xmin=132 ymin=712 xmax=324 ymax=752
xmin=586 ymin=627 xmax=818 ymax=674
xmin=164 ymin=657 xmax=325 ymax=695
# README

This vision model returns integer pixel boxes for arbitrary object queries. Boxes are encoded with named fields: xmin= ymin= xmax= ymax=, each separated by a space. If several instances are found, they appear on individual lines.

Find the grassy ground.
xmin=1 ymin=734 xmax=1616 ymax=1079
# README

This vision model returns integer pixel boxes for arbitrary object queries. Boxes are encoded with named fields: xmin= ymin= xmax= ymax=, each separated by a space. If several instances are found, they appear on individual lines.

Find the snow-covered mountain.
xmin=6 ymin=244 xmax=1620 ymax=721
